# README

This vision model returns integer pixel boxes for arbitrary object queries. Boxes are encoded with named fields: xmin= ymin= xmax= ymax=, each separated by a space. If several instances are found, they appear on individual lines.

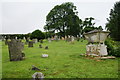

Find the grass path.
xmin=1 ymin=40 xmax=119 ymax=78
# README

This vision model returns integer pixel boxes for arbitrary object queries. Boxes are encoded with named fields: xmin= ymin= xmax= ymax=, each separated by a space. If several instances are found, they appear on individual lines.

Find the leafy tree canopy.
xmin=30 ymin=29 xmax=45 ymax=40
xmin=106 ymin=1 xmax=120 ymax=41
xmin=44 ymin=2 xmax=82 ymax=37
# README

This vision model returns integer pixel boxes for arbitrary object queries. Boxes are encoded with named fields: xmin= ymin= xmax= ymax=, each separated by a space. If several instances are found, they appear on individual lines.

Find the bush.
xmin=105 ymin=38 xmax=120 ymax=57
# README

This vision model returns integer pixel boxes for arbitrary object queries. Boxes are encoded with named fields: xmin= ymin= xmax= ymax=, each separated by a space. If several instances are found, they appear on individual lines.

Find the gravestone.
xmin=71 ymin=36 xmax=75 ymax=42
xmin=40 ymin=40 xmax=43 ymax=43
xmin=23 ymin=37 xmax=26 ymax=40
xmin=61 ymin=37 xmax=65 ymax=40
xmin=7 ymin=39 xmax=24 ymax=61
xmin=39 ymin=44 xmax=42 ymax=48
xmin=28 ymin=41 xmax=34 ymax=47
xmin=65 ymin=36 xmax=67 ymax=41
xmin=48 ymin=38 xmax=51 ymax=43
xmin=58 ymin=36 xmax=61 ymax=40
xmin=34 ymin=39 xmax=38 ymax=43
xmin=32 ymin=72 xmax=44 ymax=80
xmin=83 ymin=30 xmax=110 ymax=56
xmin=5 ymin=39 xmax=8 ymax=45
xmin=54 ymin=35 xmax=58 ymax=41
xmin=32 ymin=39 xmax=38 ymax=43
xmin=45 ymin=46 xmax=48 ymax=49
xmin=15 ymin=36 xmax=17 ymax=40
xmin=41 ymin=54 xmax=48 ymax=58
xmin=32 ymin=65 xmax=41 ymax=71
xmin=66 ymin=36 xmax=71 ymax=42
xmin=25 ymin=38 xmax=29 ymax=44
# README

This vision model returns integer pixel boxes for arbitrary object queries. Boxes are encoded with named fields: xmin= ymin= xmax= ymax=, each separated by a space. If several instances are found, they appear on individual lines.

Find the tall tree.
xmin=44 ymin=2 xmax=82 ymax=37
xmin=30 ymin=29 xmax=45 ymax=41
xmin=106 ymin=1 xmax=120 ymax=41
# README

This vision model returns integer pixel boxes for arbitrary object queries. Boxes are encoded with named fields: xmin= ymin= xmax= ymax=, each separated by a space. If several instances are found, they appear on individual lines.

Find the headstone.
xmin=41 ymin=54 xmax=48 ymax=58
xmin=71 ymin=36 xmax=75 ymax=42
xmin=23 ymin=37 xmax=26 ymax=40
xmin=45 ymin=46 xmax=48 ymax=49
xmin=58 ymin=36 xmax=61 ymax=40
xmin=32 ymin=65 xmax=41 ymax=71
xmin=28 ymin=41 xmax=34 ymax=47
xmin=32 ymin=39 xmax=38 ymax=43
xmin=15 ymin=36 xmax=17 ymax=40
xmin=5 ymin=39 xmax=8 ymax=45
xmin=76 ymin=35 xmax=80 ymax=41
xmin=54 ymin=35 xmax=58 ymax=41
xmin=48 ymin=38 xmax=51 ymax=43
xmin=65 ymin=36 xmax=67 ymax=41
xmin=61 ymin=37 xmax=65 ymax=40
xmin=25 ymin=38 xmax=29 ymax=44
xmin=40 ymin=40 xmax=43 ymax=43
xmin=34 ymin=39 xmax=38 ymax=43
xmin=32 ymin=72 xmax=44 ymax=80
xmin=39 ymin=44 xmax=42 ymax=48
xmin=7 ymin=39 xmax=24 ymax=61
xmin=51 ymin=37 xmax=54 ymax=41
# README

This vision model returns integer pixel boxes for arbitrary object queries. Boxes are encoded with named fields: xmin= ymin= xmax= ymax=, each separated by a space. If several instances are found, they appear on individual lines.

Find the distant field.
xmin=1 ymin=40 xmax=119 ymax=78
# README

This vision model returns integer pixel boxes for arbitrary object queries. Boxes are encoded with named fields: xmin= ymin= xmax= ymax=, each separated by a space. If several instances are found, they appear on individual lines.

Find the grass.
xmin=1 ymin=40 xmax=119 ymax=78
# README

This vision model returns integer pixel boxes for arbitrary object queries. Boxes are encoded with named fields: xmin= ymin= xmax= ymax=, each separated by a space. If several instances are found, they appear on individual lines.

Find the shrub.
xmin=105 ymin=38 xmax=120 ymax=57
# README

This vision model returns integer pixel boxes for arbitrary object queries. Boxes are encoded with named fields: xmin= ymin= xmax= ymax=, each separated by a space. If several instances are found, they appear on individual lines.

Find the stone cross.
xmin=7 ymin=39 xmax=24 ymax=61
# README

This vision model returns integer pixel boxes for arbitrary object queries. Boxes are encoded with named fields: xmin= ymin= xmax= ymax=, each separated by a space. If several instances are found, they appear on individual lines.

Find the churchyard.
xmin=1 ymin=1 xmax=120 ymax=79
xmin=1 ymin=38 xmax=119 ymax=78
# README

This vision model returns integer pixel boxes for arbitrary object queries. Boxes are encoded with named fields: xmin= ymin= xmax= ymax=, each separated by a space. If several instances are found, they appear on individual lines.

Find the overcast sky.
xmin=0 ymin=0 xmax=119 ymax=34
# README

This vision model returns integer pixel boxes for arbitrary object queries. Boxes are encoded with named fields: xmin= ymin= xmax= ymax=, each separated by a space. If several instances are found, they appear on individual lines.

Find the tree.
xmin=30 ymin=29 xmax=45 ymax=41
xmin=44 ymin=2 xmax=82 ymax=37
xmin=82 ymin=17 xmax=103 ymax=33
xmin=82 ymin=17 xmax=95 ymax=33
xmin=82 ymin=17 xmax=95 ymax=28
xmin=106 ymin=1 xmax=120 ymax=41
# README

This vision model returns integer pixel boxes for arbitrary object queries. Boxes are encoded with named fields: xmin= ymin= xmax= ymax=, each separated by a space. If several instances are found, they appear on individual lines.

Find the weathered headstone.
xmin=25 ymin=38 xmax=29 ymax=44
xmin=15 ymin=36 xmax=17 ymax=40
xmin=7 ymin=39 xmax=24 ymax=61
xmin=32 ymin=39 xmax=38 ymax=43
xmin=54 ymin=35 xmax=58 ymax=41
xmin=23 ymin=37 xmax=26 ymax=40
xmin=5 ymin=39 xmax=8 ymax=45
xmin=32 ymin=65 xmax=41 ymax=71
xmin=39 ymin=44 xmax=42 ymax=48
xmin=58 ymin=36 xmax=61 ymax=40
xmin=32 ymin=72 xmax=44 ymax=80
xmin=28 ymin=41 xmax=34 ymax=47
xmin=41 ymin=54 xmax=48 ymax=58
xmin=48 ymin=38 xmax=51 ymax=43
xmin=40 ymin=40 xmax=43 ymax=43
xmin=71 ymin=36 xmax=75 ymax=42
xmin=61 ymin=37 xmax=65 ymax=40
xmin=45 ymin=46 xmax=48 ymax=49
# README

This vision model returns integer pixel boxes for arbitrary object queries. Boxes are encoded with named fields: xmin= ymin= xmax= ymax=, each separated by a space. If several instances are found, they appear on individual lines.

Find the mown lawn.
xmin=1 ymin=40 xmax=119 ymax=78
